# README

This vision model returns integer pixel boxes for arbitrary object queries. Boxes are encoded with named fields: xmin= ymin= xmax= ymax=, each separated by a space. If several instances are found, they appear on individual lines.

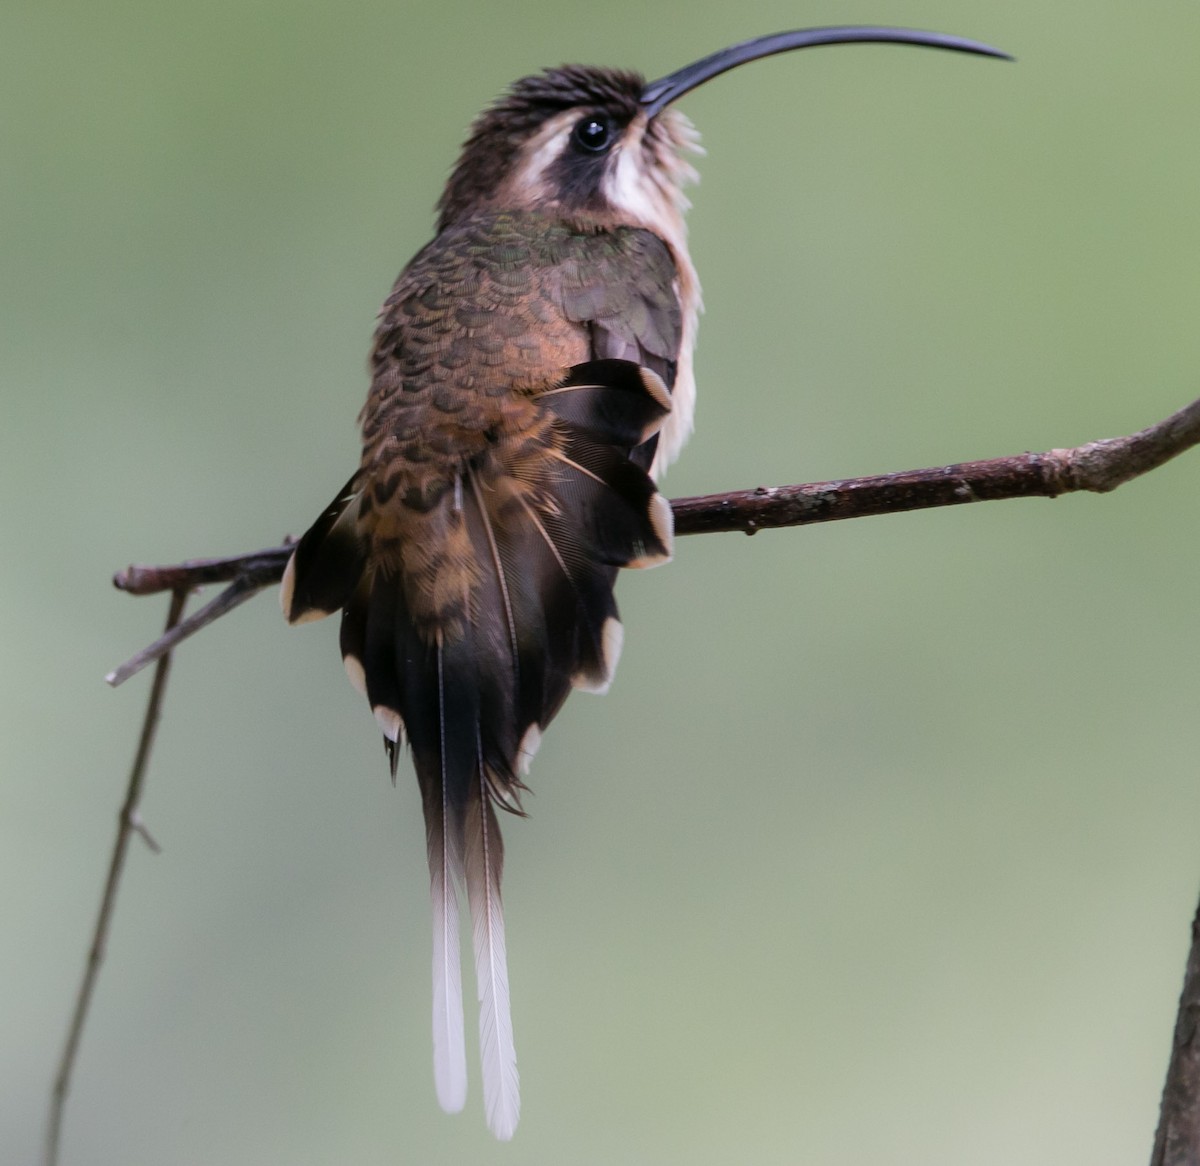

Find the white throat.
xmin=602 ymin=111 xmax=703 ymax=479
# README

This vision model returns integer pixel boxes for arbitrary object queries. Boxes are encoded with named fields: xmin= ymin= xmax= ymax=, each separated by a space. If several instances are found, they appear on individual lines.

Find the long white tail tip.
xmin=488 ymin=1102 xmax=520 ymax=1142
xmin=435 ymin=1067 xmax=467 ymax=1115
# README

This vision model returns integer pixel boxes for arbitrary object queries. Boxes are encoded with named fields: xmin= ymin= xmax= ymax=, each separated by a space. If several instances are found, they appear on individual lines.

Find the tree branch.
xmin=671 ymin=390 xmax=1200 ymax=535
xmin=47 ymin=589 xmax=188 ymax=1166
xmin=108 ymin=388 xmax=1200 ymax=616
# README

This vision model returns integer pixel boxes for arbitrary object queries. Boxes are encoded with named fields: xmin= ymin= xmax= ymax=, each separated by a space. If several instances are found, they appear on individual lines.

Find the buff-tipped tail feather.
xmin=282 ymin=358 xmax=676 ymax=1140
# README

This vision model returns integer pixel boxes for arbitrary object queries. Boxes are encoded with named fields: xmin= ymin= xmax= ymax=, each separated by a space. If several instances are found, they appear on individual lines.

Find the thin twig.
xmin=1151 ymin=891 xmax=1200 ymax=1166
xmin=106 ymin=573 xmax=269 ymax=688
xmin=46 ymin=589 xmax=187 ymax=1166
xmin=671 ymin=391 xmax=1200 ymax=535
xmin=113 ymin=544 xmax=293 ymax=597
xmin=128 ymin=812 xmax=162 ymax=855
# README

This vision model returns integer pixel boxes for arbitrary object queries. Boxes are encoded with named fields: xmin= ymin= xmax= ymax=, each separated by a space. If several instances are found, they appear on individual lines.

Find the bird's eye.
xmin=572 ymin=114 xmax=612 ymax=153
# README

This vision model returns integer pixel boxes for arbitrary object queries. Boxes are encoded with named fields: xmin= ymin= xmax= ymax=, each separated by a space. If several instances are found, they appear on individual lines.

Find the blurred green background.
xmin=6 ymin=1 xmax=1200 ymax=1163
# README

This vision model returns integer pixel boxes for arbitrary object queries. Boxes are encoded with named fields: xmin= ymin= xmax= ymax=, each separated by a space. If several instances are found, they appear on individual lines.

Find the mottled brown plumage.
xmin=362 ymin=213 xmax=681 ymax=527
xmin=280 ymin=25 xmax=1009 ymax=1141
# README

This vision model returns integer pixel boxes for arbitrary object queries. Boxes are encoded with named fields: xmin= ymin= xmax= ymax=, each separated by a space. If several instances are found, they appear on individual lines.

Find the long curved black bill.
xmin=641 ymin=26 xmax=1012 ymax=116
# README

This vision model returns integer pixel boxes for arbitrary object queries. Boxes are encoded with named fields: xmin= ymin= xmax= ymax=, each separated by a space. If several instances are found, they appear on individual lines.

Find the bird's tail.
xmin=281 ymin=358 xmax=675 ymax=1139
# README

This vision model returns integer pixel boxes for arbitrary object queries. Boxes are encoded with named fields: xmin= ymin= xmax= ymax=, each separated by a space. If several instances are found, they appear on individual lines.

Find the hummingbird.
xmin=281 ymin=25 xmax=1008 ymax=1139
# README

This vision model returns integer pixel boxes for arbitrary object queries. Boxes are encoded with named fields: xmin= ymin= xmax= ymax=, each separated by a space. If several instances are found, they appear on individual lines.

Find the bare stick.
xmin=109 ymin=391 xmax=1200 ymax=610
xmin=46 ymin=589 xmax=187 ymax=1166
xmin=106 ymin=573 xmax=269 ymax=688
xmin=113 ymin=544 xmax=293 ymax=597
xmin=1151 ymin=891 xmax=1200 ymax=1166
xmin=672 ymin=391 xmax=1200 ymax=535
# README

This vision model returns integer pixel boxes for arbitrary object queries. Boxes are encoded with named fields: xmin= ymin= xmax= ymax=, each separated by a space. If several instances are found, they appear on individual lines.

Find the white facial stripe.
xmin=507 ymin=110 xmax=578 ymax=200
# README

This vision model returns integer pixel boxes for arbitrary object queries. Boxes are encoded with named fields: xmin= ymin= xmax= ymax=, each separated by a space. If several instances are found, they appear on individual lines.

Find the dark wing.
xmin=552 ymin=227 xmax=683 ymax=471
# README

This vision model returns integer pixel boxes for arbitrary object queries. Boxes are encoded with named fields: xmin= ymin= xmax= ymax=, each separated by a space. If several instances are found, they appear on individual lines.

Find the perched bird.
xmin=281 ymin=26 xmax=1008 ymax=1139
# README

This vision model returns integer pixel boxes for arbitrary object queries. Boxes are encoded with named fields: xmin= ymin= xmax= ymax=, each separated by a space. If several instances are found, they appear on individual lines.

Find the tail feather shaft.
xmin=465 ymin=770 xmax=520 ymax=1141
